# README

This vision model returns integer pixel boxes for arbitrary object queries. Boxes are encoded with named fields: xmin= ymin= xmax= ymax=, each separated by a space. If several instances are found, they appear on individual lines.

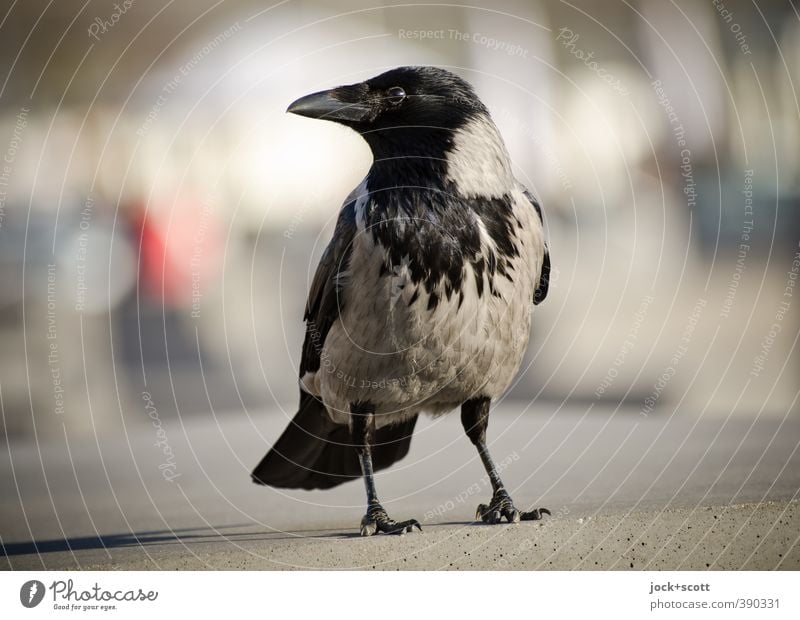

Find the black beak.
xmin=286 ymin=86 xmax=373 ymax=123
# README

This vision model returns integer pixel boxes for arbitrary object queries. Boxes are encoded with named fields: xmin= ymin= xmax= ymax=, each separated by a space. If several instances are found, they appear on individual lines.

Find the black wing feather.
xmin=522 ymin=189 xmax=550 ymax=305
xmin=251 ymin=391 xmax=418 ymax=490
xmin=299 ymin=198 xmax=357 ymax=377
xmin=534 ymin=248 xmax=550 ymax=305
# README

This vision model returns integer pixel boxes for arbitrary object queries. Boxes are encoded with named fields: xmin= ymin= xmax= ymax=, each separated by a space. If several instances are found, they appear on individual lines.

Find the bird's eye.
xmin=386 ymin=86 xmax=406 ymax=105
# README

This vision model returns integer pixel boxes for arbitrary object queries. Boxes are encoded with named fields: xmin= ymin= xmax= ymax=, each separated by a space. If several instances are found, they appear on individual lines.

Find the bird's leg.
xmin=461 ymin=398 xmax=550 ymax=524
xmin=352 ymin=402 xmax=421 ymax=536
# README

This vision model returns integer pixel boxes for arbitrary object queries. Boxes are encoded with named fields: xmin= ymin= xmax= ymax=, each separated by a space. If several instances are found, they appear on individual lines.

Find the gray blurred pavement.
xmin=1 ymin=404 xmax=798 ymax=570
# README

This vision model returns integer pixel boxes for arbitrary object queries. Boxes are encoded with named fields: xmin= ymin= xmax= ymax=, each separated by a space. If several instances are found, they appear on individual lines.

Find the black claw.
xmin=504 ymin=507 xmax=521 ymax=523
xmin=400 ymin=519 xmax=423 ymax=534
xmin=360 ymin=505 xmax=422 ymax=536
xmin=476 ymin=490 xmax=549 ymax=525
xmin=520 ymin=507 xmax=551 ymax=521
xmin=476 ymin=489 xmax=516 ymax=524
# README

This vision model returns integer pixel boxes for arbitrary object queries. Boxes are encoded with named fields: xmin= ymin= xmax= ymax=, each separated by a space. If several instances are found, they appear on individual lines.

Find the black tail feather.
xmin=251 ymin=391 xmax=417 ymax=490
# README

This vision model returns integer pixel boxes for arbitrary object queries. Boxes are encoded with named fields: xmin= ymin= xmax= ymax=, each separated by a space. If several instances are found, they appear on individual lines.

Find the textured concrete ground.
xmin=1 ymin=404 xmax=798 ymax=570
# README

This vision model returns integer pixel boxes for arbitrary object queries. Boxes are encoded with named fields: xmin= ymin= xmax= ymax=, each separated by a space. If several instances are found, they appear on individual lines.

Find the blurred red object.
xmin=131 ymin=195 xmax=221 ymax=309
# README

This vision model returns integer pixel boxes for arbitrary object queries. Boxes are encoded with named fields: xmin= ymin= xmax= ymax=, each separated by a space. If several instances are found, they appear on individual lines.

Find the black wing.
xmin=251 ymin=390 xmax=418 ymax=490
xmin=299 ymin=198 xmax=357 ymax=378
xmin=522 ymin=189 xmax=550 ymax=305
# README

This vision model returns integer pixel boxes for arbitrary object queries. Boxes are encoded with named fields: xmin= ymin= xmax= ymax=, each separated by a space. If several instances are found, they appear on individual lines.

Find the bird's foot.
xmin=360 ymin=503 xmax=422 ymax=536
xmin=476 ymin=489 xmax=551 ymax=524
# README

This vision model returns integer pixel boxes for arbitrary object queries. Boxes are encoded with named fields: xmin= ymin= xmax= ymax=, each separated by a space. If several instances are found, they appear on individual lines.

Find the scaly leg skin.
xmin=360 ymin=503 xmax=421 ymax=536
xmin=462 ymin=398 xmax=551 ymax=525
xmin=476 ymin=489 xmax=551 ymax=524
xmin=352 ymin=402 xmax=422 ymax=537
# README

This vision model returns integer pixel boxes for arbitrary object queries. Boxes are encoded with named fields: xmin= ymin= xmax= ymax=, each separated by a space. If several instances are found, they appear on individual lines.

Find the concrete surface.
xmin=1 ymin=403 xmax=799 ymax=570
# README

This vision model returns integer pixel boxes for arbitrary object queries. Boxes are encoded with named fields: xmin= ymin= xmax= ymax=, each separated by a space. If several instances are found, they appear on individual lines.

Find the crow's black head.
xmin=288 ymin=66 xmax=515 ymax=195
xmin=287 ymin=67 xmax=488 ymax=160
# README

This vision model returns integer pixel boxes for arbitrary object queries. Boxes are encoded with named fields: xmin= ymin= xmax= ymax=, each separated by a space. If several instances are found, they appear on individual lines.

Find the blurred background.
xmin=0 ymin=0 xmax=798 ymax=441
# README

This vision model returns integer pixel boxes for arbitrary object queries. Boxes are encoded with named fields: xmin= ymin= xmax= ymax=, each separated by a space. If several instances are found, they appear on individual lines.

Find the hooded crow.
xmin=252 ymin=66 xmax=551 ymax=535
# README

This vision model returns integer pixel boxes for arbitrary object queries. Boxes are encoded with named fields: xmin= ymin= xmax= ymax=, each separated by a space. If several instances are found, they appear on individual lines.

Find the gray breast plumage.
xmin=311 ymin=183 xmax=546 ymax=427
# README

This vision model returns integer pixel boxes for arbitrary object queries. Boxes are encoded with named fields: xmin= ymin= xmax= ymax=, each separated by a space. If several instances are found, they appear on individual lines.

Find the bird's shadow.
xmin=1 ymin=521 xmax=484 ymax=557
